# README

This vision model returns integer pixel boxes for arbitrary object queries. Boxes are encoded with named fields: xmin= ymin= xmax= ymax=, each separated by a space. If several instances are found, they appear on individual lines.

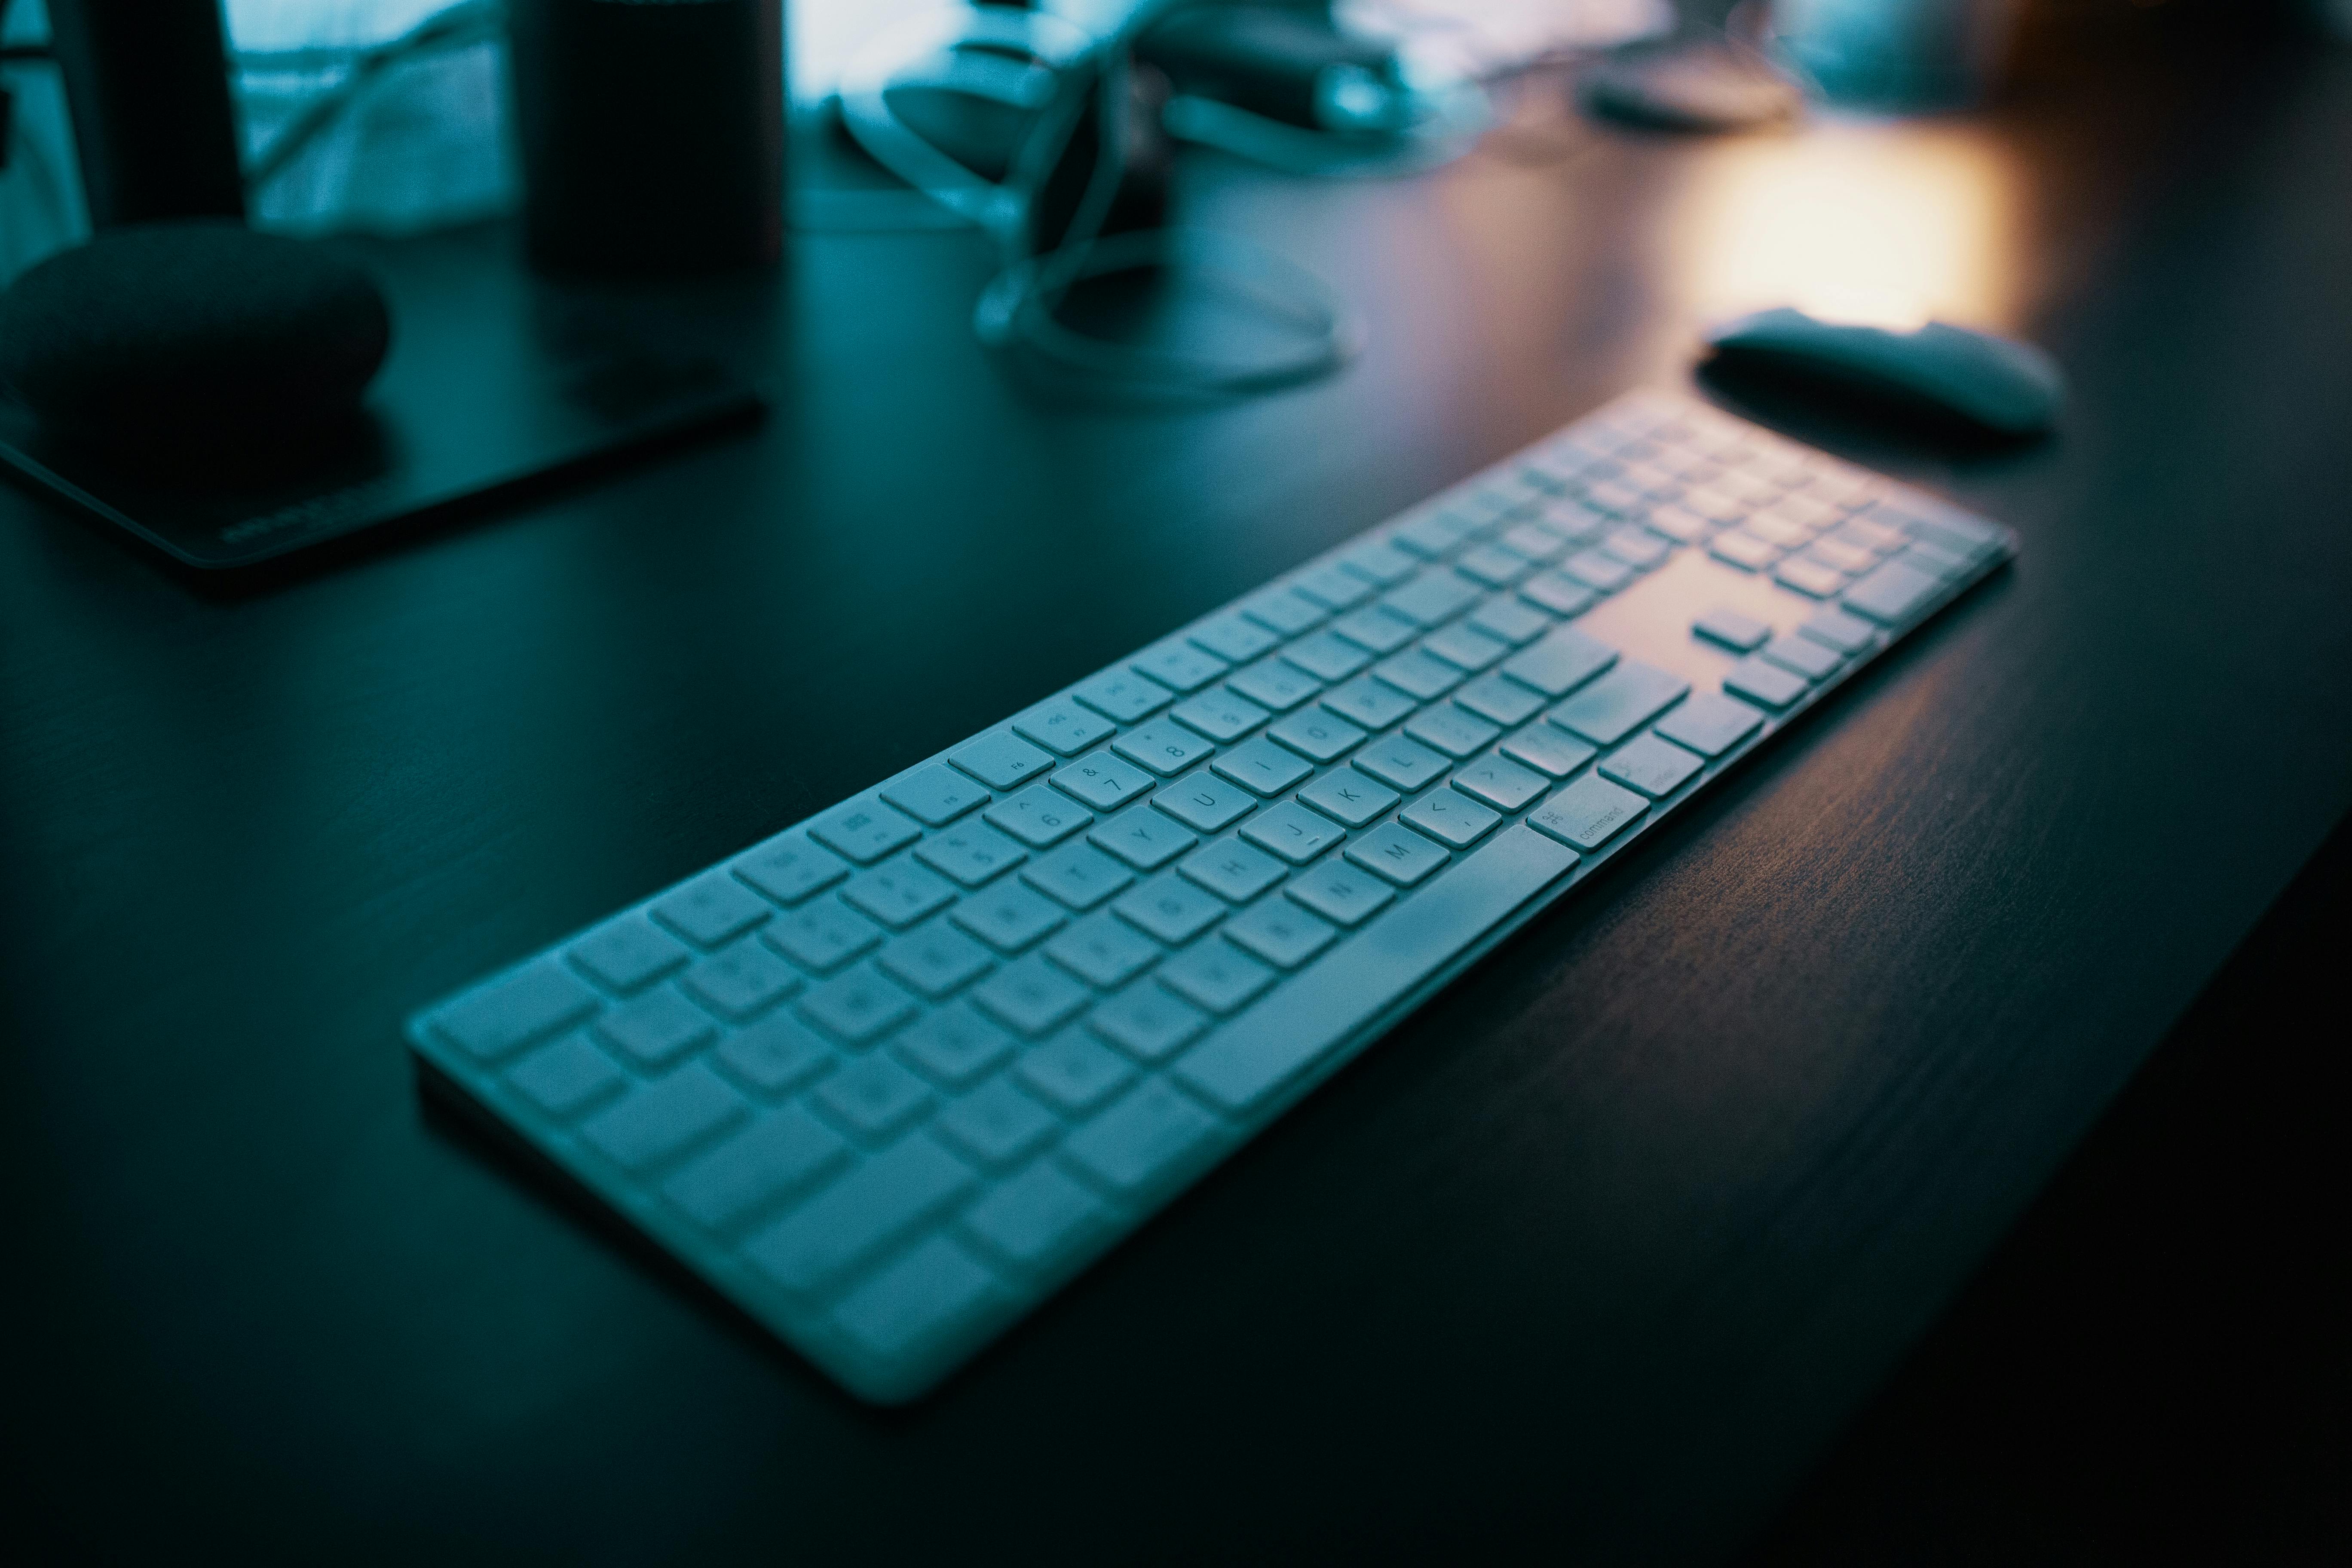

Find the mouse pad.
xmin=0 ymin=225 xmax=766 ymax=573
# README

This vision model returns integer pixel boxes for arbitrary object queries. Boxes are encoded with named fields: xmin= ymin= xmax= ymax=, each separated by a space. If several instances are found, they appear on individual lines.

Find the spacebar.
xmin=1172 ymin=825 xmax=1580 ymax=1115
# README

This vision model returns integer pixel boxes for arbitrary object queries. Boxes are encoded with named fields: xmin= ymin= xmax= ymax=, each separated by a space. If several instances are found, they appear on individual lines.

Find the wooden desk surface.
xmin=4 ymin=26 xmax=2347 ymax=1563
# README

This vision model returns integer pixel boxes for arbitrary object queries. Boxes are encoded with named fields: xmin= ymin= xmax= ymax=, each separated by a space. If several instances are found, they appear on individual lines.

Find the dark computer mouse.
xmin=0 ymin=220 xmax=390 ymax=458
xmin=1701 ymin=306 xmax=2064 ymax=437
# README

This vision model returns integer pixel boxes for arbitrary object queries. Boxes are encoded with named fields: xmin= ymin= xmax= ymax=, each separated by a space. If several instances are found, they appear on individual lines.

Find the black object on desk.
xmin=47 ymin=0 xmax=247 ymax=226
xmin=0 ymin=226 xmax=763 ymax=573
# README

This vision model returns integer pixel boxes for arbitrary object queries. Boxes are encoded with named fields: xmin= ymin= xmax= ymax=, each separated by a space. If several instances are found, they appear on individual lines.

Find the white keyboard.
xmin=408 ymin=390 xmax=2016 ymax=1403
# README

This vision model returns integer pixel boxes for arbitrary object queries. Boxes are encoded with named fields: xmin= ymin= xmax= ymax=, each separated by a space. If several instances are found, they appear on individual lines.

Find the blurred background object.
xmin=47 ymin=0 xmax=247 ymax=224
xmin=507 ymin=0 xmax=782 ymax=275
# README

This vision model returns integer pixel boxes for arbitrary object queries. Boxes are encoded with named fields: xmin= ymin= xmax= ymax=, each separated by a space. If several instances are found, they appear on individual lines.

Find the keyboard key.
xmin=766 ymin=903 xmax=884 ymax=973
xmin=744 ymin=1134 xmax=977 ymax=1296
xmin=1011 ymin=698 xmax=1115 ymax=758
xmin=810 ymin=797 xmax=924 ymax=865
xmin=1283 ymin=860 xmax=1395 ymax=928
xmin=1022 ymin=842 xmax=1135 ymax=911
xmin=508 ymin=1035 xmax=628 ymax=1121
xmin=1267 ymin=708 xmax=1367 ymax=763
xmin=950 ymin=879 xmax=1068 ymax=953
xmin=1748 ymin=513 xmax=1814 ymax=549
xmin=1547 ymin=660 xmax=1692 ymax=747
xmin=1709 ymin=531 xmax=1780 ymax=572
xmin=1281 ymin=629 xmax=1372 ymax=683
xmin=579 ymin=1062 xmax=748 ymax=1174
xmin=1341 ymin=538 xmax=1419 ymax=585
xmin=1454 ymin=543 xmax=1529 ymax=588
xmin=972 ymin=953 xmax=1092 ymax=1035
xmin=832 ymin=1237 xmax=1002 ymax=1374
xmin=661 ymin=1107 xmax=851 ymax=1232
xmin=570 ymin=914 xmax=692 ymax=995
xmin=1561 ymin=549 xmax=1635 ymax=593
xmin=1188 ymin=613 xmax=1279 ymax=664
xmin=1599 ymin=733 xmax=1706 ymax=799
xmin=714 ymin=1013 xmax=836 ymax=1098
xmin=1643 ymin=502 xmax=1712 ymax=544
xmin=1519 ymin=570 xmax=1599 ymax=617
xmin=1804 ymin=536 xmax=1877 ymax=575
xmin=913 ymin=820 xmax=1028 ymax=888
xmin=1157 ymin=942 xmax=1277 ymax=1015
xmin=1088 ymin=982 xmax=1211 ymax=1061
xmin=1239 ymin=801 xmax=1347 ymax=865
xmin=798 ymin=963 xmax=920 ymax=1046
xmin=1402 ymin=789 xmax=1502 ymax=849
xmin=1373 ymin=649 xmax=1458 ymax=700
xmin=1241 ymin=586 xmax=1329 ymax=634
xmin=1798 ymin=606 xmax=1879 ymax=655
xmin=732 ymin=834 xmax=851 ymax=908
xmin=875 ymin=922 xmax=996 ymax=1000
xmin=1073 ymin=669 xmax=1173 ymax=723
xmin=1601 ymin=527 xmax=1671 ymax=570
xmin=1843 ymin=559 xmax=1943 ymax=624
xmin=893 ymin=1002 xmax=1017 ymax=1089
xmin=1321 ymin=674 xmax=1419 ymax=731
xmin=680 ymin=938 xmax=805 ymax=1020
xmin=984 ymin=784 xmax=1093 ymax=848
xmin=1450 ymin=753 xmax=1549 ymax=813
xmin=652 ymin=871 xmax=773 ymax=949
xmin=1421 ymin=621 xmax=1513 ymax=672
xmin=1528 ymin=773 xmax=1648 ymax=850
xmin=1016 ymin=1032 xmax=1136 ymax=1115
xmin=1331 ymin=604 xmax=1420 ymax=654
xmin=842 ymin=862 xmax=959 ymax=930
xmin=1830 ymin=514 xmax=1907 ymax=554
xmin=1405 ymin=704 xmax=1502 ymax=760
xmin=880 ymin=763 xmax=991 ymax=827
xmin=1132 ymin=640 xmax=1228 ymax=693
xmin=1232 ymin=893 xmax=1345 ymax=968
xmin=1298 ymin=770 xmax=1400 ymax=829
xmin=1467 ymin=594 xmax=1553 ymax=646
xmin=963 ymin=1161 xmax=1111 ymax=1272
xmin=1172 ymin=689 xmax=1272 ymax=744
xmin=964 ymin=1161 xmax=1119 ymax=1279
xmin=1044 ymin=911 xmax=1161 ymax=989
xmin=1152 ymin=769 xmax=1257 ymax=833
xmin=1693 ymin=606 xmax=1771 ymax=653
xmin=1173 ymin=825 xmax=1577 ymax=1114
xmin=1088 ymin=803 xmax=1196 ymax=872
xmin=1179 ymin=838 xmax=1287 ymax=903
xmin=1724 ymin=655 xmax=1809 ymax=709
xmin=1226 ymin=657 xmax=1320 ymax=713
xmin=934 ymin=1077 xmax=1060 ymax=1171
xmin=1452 ymin=672 xmax=1545 ymax=727
xmin=1761 ymin=633 xmax=1842 ymax=681
xmin=815 ymin=1054 xmax=936 ymax=1141
xmin=1345 ymin=822 xmax=1449 ymax=887
xmin=1063 ymin=1080 xmax=1225 ymax=1200
xmin=1498 ymin=522 xmax=1568 ymax=563
xmin=1499 ymin=722 xmax=1597 ymax=778
xmin=1651 ymin=690 xmax=1767 ymax=757
xmin=1774 ymin=557 xmax=1847 ymax=599
xmin=1049 ymin=750 xmax=1155 ymax=813
xmin=949 ymin=732 xmax=1056 ymax=793
xmin=1501 ymin=625 xmax=1618 ymax=697
xmin=1212 ymin=738 xmax=1315 ymax=798
xmin=1383 ymin=568 xmax=1483 ymax=626
xmin=1394 ymin=511 xmax=1470 ymax=557
xmin=1112 ymin=719 xmax=1215 ymax=778
xmin=1292 ymin=561 xmax=1378 ymax=610
xmin=1353 ymin=735 xmax=1450 ymax=793
xmin=594 ymin=984 xmax=719 ymax=1070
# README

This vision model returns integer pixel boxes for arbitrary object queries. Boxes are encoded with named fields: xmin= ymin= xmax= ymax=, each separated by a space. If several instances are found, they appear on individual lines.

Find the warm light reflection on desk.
xmin=1676 ymin=118 xmax=2023 ymax=332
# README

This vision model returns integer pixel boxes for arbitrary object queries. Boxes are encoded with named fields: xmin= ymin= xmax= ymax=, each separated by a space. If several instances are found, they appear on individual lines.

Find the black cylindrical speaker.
xmin=507 ymin=0 xmax=784 ymax=276
xmin=47 ymin=0 xmax=247 ymax=228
